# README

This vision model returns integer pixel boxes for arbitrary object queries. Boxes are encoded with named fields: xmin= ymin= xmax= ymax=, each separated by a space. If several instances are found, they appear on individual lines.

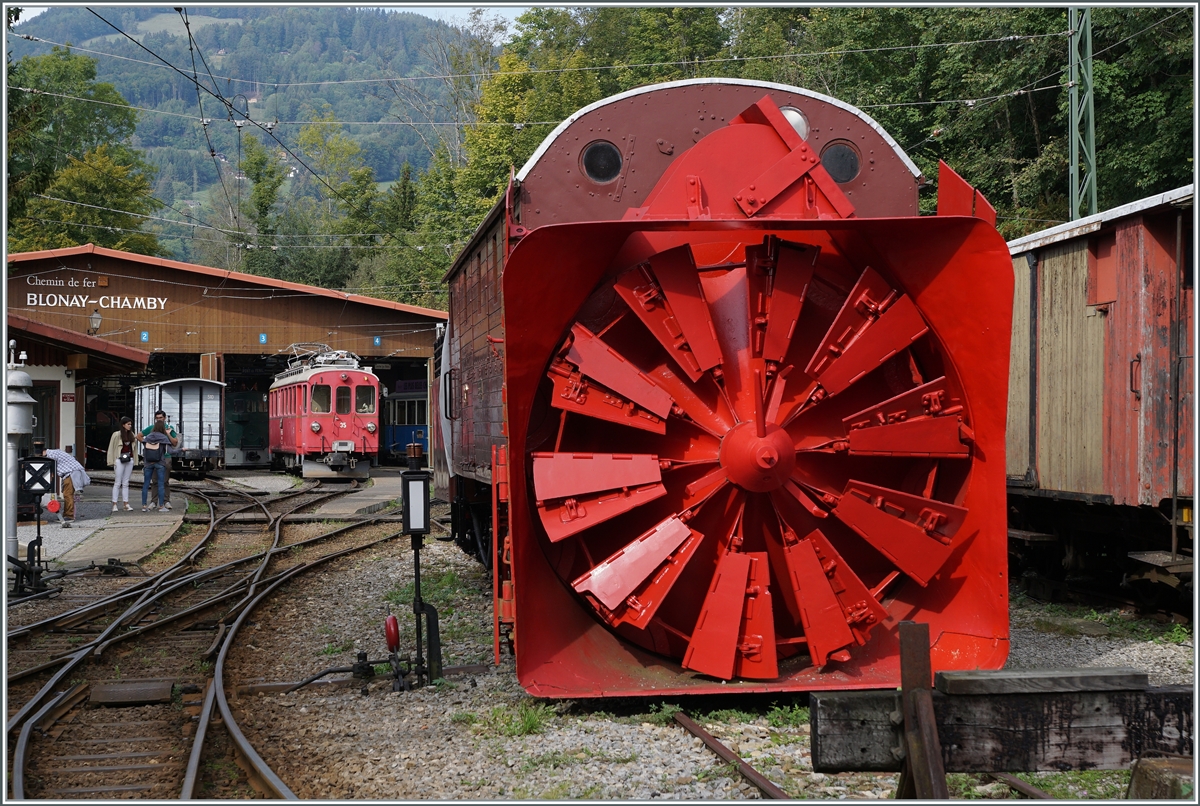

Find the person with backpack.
xmin=106 ymin=416 xmax=138 ymax=512
xmin=138 ymin=421 xmax=176 ymax=512
xmin=142 ymin=410 xmax=179 ymax=510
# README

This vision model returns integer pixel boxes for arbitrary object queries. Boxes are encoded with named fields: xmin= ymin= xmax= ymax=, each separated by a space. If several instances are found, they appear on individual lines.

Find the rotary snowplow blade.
xmin=502 ymin=215 xmax=1013 ymax=697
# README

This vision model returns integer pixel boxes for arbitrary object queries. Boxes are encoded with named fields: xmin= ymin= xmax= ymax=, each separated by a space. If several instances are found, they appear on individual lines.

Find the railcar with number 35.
xmin=269 ymin=345 xmax=380 ymax=480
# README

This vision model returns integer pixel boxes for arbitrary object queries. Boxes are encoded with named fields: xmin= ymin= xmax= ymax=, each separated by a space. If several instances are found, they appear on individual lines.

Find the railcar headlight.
xmin=310 ymin=421 xmax=321 ymax=433
xmin=366 ymin=422 xmax=376 ymax=433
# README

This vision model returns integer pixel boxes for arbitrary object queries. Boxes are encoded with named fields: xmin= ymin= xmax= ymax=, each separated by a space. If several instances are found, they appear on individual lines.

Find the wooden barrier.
xmin=811 ymin=621 xmax=1193 ymax=796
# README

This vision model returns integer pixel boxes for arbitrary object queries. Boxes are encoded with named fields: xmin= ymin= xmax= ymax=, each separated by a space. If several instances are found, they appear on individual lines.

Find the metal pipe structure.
xmin=7 ymin=366 xmax=35 ymax=572
xmin=1170 ymin=212 xmax=1181 ymax=561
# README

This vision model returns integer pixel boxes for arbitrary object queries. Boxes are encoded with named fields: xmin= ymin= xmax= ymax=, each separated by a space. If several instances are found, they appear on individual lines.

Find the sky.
xmin=17 ymin=5 xmax=533 ymax=24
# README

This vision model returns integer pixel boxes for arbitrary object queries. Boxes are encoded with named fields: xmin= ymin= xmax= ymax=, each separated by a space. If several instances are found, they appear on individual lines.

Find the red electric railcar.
xmin=269 ymin=345 xmax=379 ymax=480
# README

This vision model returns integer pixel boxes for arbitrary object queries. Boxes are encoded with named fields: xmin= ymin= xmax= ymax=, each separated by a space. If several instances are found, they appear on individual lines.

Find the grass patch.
xmin=186 ymin=499 xmax=207 ymax=514
xmin=948 ymin=770 xmax=1131 ymax=800
xmin=450 ymin=711 xmax=478 ymax=725
xmin=697 ymin=761 xmax=739 ymax=783
xmin=1159 ymin=622 xmax=1192 ymax=645
xmin=385 ymin=570 xmax=471 ymax=616
xmin=697 ymin=707 xmax=756 ymax=725
xmin=766 ymin=702 xmax=809 ymax=728
xmin=644 ymin=702 xmax=682 ymax=726
xmin=485 ymin=699 xmax=554 ymax=736
xmin=320 ymin=639 xmax=355 ymax=656
xmin=539 ymin=781 xmax=572 ymax=799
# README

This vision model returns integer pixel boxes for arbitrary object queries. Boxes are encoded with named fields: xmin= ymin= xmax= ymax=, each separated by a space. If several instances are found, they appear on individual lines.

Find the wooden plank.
xmin=811 ymin=686 xmax=1192 ymax=772
xmin=90 ymin=680 xmax=174 ymax=705
xmin=935 ymin=667 xmax=1149 ymax=695
xmin=1036 ymin=241 xmax=1106 ymax=495
xmin=1007 ymin=528 xmax=1059 ymax=543
xmin=898 ymin=622 xmax=948 ymax=799
xmin=1006 ymin=255 xmax=1032 ymax=478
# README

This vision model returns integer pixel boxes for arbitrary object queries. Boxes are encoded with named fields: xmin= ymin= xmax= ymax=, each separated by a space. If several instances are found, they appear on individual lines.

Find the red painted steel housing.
xmin=434 ymin=79 xmax=1015 ymax=697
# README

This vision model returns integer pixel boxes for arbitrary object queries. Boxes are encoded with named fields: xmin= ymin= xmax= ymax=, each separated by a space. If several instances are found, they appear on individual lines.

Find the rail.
xmin=212 ymin=530 xmax=405 ymax=798
xmin=672 ymin=711 xmax=789 ymax=799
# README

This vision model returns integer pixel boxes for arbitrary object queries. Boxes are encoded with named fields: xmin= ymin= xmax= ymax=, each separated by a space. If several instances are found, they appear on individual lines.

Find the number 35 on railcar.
xmin=268 ymin=345 xmax=379 ymax=480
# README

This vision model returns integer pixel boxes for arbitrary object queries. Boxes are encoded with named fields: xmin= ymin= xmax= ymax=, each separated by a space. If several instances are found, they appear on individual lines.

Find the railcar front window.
xmin=336 ymin=386 xmax=351 ymax=414
xmin=311 ymin=385 xmax=331 ymax=413
xmin=356 ymin=385 xmax=375 ymax=414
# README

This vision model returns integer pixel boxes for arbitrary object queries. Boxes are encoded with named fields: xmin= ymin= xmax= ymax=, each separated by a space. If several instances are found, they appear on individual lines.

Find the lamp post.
xmin=87 ymin=309 xmax=102 ymax=336
xmin=401 ymin=443 xmax=441 ymax=685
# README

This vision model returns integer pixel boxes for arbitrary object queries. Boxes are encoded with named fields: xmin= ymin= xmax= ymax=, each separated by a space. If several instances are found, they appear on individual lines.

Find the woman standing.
xmin=138 ymin=421 xmax=174 ymax=512
xmin=106 ymin=417 xmax=138 ymax=511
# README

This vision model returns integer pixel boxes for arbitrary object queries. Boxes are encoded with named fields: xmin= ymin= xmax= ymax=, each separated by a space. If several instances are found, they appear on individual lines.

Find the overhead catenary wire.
xmin=28 ymin=193 xmax=472 ymax=241
xmin=84 ymin=9 xmax=407 ymax=253
xmin=902 ymin=7 xmax=1189 ymax=153
xmin=17 ymin=29 xmax=1071 ymax=89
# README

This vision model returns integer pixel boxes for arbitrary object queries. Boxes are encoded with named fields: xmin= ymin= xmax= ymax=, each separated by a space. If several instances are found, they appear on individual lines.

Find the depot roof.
xmin=8 ymin=243 xmax=447 ymax=321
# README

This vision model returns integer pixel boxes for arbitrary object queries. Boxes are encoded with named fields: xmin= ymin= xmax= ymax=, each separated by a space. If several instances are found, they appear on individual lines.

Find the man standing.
xmin=142 ymin=410 xmax=179 ymax=509
xmin=38 ymin=441 xmax=86 ymax=526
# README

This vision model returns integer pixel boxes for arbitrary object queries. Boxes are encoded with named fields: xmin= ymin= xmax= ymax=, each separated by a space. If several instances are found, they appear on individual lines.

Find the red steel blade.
xmin=763 ymin=242 xmax=817 ymax=365
xmin=805 ymin=528 xmax=890 ymax=649
xmin=784 ymin=477 xmax=831 ymax=518
xmin=650 ymin=245 xmax=724 ymax=373
xmin=614 ymin=263 xmax=705 ymax=382
xmin=548 ymin=365 xmax=667 ymax=435
xmin=566 ymin=324 xmax=674 ymax=418
xmin=608 ymin=525 xmax=705 ymax=630
xmin=832 ymin=480 xmax=969 ymax=586
xmin=843 ymin=375 xmax=971 ymax=456
xmin=782 ymin=536 xmax=854 ymax=668
xmin=733 ymin=552 xmax=779 ymax=679
xmin=682 ymin=551 xmax=752 ymax=680
xmin=843 ymin=375 xmax=961 ymax=427
xmin=778 ymin=528 xmax=890 ymax=668
xmin=647 ymin=362 xmax=734 ymax=438
xmin=537 ymin=482 xmax=667 ymax=543
xmin=532 ymin=452 xmax=663 ymax=502
xmin=804 ymin=267 xmax=929 ymax=396
xmin=572 ymin=515 xmax=695 ymax=611
xmin=848 ymin=416 xmax=970 ymax=457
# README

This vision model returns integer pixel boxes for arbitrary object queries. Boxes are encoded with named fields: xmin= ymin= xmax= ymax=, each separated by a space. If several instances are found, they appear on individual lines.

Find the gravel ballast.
xmin=218 ymin=503 xmax=1194 ymax=800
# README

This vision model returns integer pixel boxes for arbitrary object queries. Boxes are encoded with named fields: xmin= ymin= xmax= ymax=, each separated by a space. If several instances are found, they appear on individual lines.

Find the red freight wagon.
xmin=1005 ymin=186 xmax=1194 ymax=600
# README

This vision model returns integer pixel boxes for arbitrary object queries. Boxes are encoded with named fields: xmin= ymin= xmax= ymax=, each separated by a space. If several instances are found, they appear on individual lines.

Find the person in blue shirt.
xmin=141 ymin=410 xmax=179 ymax=510
xmin=137 ymin=421 xmax=176 ymax=512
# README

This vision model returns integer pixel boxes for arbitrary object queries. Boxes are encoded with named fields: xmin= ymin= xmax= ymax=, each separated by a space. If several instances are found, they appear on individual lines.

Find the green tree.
xmin=9 ymin=44 xmax=137 ymax=176
xmin=10 ymin=144 xmax=164 ymax=254
xmin=240 ymin=134 xmax=285 ymax=238
xmin=7 ymin=7 xmax=56 ymax=220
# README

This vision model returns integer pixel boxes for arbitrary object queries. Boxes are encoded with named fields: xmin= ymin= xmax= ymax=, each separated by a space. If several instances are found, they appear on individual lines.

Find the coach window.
xmin=356 ymin=385 xmax=375 ymax=414
xmin=311 ymin=384 xmax=331 ymax=413
xmin=336 ymin=386 xmax=352 ymax=415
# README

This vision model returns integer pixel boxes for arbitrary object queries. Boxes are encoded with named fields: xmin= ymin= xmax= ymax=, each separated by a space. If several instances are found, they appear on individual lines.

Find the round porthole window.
xmin=581 ymin=141 xmax=623 ymax=184
xmin=820 ymin=142 xmax=861 ymax=184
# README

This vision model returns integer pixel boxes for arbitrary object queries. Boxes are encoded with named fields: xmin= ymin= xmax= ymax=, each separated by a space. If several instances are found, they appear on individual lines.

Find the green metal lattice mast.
xmin=1068 ymin=8 xmax=1097 ymax=220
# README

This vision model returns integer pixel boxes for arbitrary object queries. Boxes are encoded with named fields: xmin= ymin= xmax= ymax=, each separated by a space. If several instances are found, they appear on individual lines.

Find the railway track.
xmin=6 ymin=477 xmax=405 ymax=799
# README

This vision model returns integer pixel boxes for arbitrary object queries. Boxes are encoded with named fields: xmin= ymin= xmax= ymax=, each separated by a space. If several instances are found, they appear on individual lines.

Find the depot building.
xmin=7 ymin=244 xmax=447 ymax=469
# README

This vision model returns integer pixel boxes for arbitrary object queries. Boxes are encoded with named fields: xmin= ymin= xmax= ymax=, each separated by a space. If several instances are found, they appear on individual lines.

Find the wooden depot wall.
xmin=8 ymin=250 xmax=444 ymax=360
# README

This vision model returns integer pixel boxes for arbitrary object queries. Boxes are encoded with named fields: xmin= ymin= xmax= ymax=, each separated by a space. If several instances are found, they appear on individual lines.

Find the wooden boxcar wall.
xmin=1006 ymin=208 xmax=1193 ymax=507
xmin=447 ymin=220 xmax=506 ymax=486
